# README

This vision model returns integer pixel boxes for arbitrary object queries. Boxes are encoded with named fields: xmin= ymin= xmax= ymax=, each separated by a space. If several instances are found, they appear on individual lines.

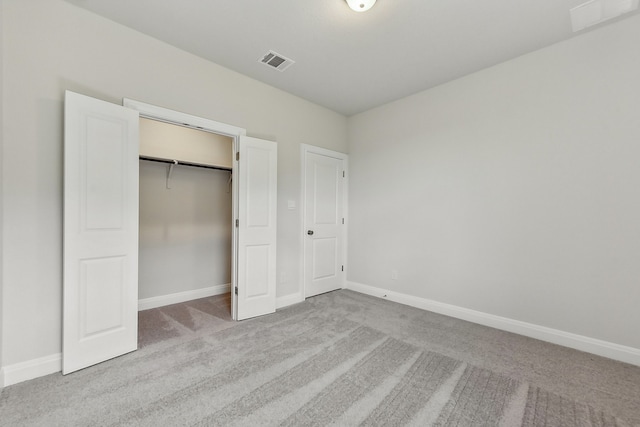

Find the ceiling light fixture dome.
xmin=345 ymin=0 xmax=377 ymax=12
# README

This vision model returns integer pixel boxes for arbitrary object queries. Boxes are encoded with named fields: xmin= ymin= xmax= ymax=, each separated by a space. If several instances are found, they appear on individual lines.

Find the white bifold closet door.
xmin=63 ymin=91 xmax=139 ymax=375
xmin=235 ymin=136 xmax=278 ymax=320
xmin=63 ymin=92 xmax=278 ymax=374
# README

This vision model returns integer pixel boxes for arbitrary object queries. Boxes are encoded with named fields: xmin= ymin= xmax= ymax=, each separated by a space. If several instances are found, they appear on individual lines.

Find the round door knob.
xmin=307 ymin=230 xmax=314 ymax=235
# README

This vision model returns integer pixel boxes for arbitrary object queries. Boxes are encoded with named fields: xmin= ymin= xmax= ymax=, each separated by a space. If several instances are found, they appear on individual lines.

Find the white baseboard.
xmin=138 ymin=283 xmax=230 ymax=311
xmin=1 ymin=284 xmax=230 ymax=388
xmin=2 ymin=353 xmax=62 ymax=387
xmin=345 ymin=281 xmax=640 ymax=367
xmin=277 ymin=292 xmax=304 ymax=309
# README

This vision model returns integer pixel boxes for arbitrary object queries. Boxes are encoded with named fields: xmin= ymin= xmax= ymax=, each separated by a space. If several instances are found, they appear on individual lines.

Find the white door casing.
xmin=122 ymin=101 xmax=279 ymax=320
xmin=236 ymin=136 xmax=278 ymax=320
xmin=302 ymin=146 xmax=347 ymax=298
xmin=122 ymin=98 xmax=247 ymax=320
xmin=63 ymin=95 xmax=275 ymax=373
xmin=63 ymin=91 xmax=140 ymax=374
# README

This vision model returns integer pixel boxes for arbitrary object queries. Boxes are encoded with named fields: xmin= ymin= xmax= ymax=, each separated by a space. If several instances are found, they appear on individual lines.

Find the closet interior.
xmin=138 ymin=117 xmax=234 ymax=321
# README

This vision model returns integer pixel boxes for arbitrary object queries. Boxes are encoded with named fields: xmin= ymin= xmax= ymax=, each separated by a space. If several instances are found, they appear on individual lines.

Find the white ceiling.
xmin=66 ymin=0 xmax=639 ymax=116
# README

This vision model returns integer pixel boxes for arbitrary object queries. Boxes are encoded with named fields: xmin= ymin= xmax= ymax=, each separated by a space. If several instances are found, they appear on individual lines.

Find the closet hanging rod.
xmin=139 ymin=156 xmax=232 ymax=173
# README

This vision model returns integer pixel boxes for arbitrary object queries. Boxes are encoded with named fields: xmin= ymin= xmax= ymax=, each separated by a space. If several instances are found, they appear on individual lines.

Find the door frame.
xmin=122 ymin=99 xmax=246 ymax=320
xmin=300 ymin=144 xmax=349 ymax=299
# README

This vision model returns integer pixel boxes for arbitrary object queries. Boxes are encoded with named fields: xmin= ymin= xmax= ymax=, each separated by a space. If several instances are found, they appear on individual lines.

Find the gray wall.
xmin=139 ymin=161 xmax=232 ymax=299
xmin=348 ymin=14 xmax=640 ymax=349
xmin=1 ymin=0 xmax=347 ymax=366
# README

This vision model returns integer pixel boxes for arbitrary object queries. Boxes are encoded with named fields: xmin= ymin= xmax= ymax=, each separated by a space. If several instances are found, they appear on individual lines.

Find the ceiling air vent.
xmin=259 ymin=50 xmax=295 ymax=72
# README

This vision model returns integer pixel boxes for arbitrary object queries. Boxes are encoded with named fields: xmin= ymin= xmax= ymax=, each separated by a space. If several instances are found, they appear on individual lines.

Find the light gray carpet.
xmin=1 ymin=290 xmax=639 ymax=426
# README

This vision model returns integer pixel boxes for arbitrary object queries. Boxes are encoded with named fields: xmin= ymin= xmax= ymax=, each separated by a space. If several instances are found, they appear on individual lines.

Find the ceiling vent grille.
xmin=259 ymin=50 xmax=295 ymax=72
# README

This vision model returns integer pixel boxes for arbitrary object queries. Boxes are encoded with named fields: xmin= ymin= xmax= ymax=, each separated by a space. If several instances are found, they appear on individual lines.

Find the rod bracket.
xmin=166 ymin=160 xmax=178 ymax=189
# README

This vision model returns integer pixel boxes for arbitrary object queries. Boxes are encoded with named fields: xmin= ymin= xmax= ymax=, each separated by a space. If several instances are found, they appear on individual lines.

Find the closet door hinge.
xmin=236 ymin=152 xmax=240 ymax=161
xmin=235 ymin=219 xmax=239 ymax=227
xmin=343 ymin=171 xmax=345 ymax=178
xmin=235 ymin=286 xmax=238 ymax=295
xmin=341 ymin=265 xmax=344 ymax=272
xmin=342 ymin=218 xmax=345 ymax=225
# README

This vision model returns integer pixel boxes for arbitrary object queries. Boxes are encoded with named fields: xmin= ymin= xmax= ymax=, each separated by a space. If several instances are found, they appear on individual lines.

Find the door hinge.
xmin=341 ymin=265 xmax=344 ymax=272
xmin=235 ymin=219 xmax=239 ymax=227
xmin=235 ymin=286 xmax=238 ymax=295
xmin=342 ymin=218 xmax=345 ymax=224
xmin=343 ymin=171 xmax=345 ymax=178
xmin=236 ymin=152 xmax=240 ymax=161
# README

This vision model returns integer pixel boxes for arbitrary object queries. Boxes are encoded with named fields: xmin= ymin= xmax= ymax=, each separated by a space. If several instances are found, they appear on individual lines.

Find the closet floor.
xmin=138 ymin=293 xmax=232 ymax=348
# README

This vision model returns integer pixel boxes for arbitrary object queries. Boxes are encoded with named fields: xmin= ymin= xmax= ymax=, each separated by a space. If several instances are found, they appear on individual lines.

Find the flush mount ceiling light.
xmin=345 ymin=0 xmax=377 ymax=12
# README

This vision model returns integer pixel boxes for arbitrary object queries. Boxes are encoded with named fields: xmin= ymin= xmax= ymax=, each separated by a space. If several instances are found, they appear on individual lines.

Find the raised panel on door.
xmin=304 ymin=151 xmax=345 ymax=298
xmin=63 ymin=91 xmax=139 ymax=374
xmin=312 ymin=237 xmax=338 ymax=280
xmin=236 ymin=136 xmax=277 ymax=320
xmin=80 ymin=257 xmax=126 ymax=337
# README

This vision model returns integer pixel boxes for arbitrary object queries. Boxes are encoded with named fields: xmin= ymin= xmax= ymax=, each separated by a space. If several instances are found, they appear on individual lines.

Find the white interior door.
xmin=63 ymin=91 xmax=139 ymax=374
xmin=304 ymin=149 xmax=346 ymax=298
xmin=235 ymin=136 xmax=277 ymax=320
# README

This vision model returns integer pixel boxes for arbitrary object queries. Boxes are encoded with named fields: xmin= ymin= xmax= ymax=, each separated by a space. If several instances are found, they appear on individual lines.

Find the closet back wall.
xmin=139 ymin=161 xmax=231 ymax=300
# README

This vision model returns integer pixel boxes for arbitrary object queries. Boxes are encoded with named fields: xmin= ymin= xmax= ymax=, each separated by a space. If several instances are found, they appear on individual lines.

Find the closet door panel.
xmin=236 ymin=136 xmax=277 ymax=320
xmin=63 ymin=91 xmax=139 ymax=374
